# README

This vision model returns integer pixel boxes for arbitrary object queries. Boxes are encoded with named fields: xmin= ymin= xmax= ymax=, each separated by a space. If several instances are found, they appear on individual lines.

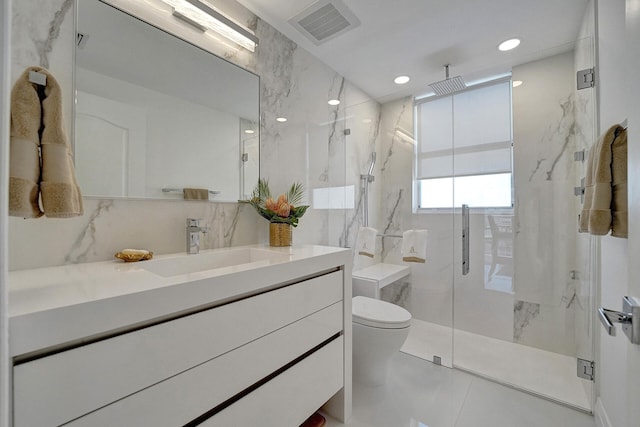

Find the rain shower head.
xmin=429 ymin=64 xmax=466 ymax=96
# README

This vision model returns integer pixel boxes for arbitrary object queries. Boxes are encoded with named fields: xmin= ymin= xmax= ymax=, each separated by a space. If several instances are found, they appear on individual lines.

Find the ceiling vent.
xmin=289 ymin=0 xmax=360 ymax=45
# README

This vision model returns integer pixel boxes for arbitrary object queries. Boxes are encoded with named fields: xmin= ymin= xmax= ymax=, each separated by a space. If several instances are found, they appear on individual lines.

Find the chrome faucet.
xmin=186 ymin=218 xmax=208 ymax=254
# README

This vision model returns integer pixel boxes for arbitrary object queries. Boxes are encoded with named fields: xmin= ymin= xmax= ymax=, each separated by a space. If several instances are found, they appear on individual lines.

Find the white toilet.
xmin=352 ymin=264 xmax=412 ymax=386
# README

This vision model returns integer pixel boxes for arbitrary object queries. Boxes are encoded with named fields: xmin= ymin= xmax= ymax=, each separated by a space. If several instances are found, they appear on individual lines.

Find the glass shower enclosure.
xmin=411 ymin=34 xmax=597 ymax=411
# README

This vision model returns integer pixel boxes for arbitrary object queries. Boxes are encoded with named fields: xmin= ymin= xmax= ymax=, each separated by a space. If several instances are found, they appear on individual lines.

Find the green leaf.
xmin=286 ymin=182 xmax=305 ymax=206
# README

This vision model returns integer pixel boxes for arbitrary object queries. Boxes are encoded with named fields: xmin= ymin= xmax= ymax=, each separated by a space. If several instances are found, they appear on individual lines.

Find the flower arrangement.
xmin=248 ymin=179 xmax=309 ymax=227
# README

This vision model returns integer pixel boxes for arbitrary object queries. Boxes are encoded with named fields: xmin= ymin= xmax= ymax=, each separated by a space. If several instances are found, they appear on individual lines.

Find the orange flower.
xmin=277 ymin=194 xmax=288 ymax=206
xmin=265 ymin=198 xmax=278 ymax=211
xmin=276 ymin=203 xmax=291 ymax=217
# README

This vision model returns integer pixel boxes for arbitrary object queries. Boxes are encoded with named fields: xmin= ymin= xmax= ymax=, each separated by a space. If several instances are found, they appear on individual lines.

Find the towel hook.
xmin=28 ymin=70 xmax=47 ymax=86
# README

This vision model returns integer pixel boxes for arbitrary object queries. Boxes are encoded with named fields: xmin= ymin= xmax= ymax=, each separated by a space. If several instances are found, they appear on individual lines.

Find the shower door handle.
xmin=462 ymin=204 xmax=469 ymax=275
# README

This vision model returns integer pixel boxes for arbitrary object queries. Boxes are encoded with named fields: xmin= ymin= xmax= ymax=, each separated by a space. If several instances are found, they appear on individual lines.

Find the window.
xmin=415 ymin=77 xmax=513 ymax=209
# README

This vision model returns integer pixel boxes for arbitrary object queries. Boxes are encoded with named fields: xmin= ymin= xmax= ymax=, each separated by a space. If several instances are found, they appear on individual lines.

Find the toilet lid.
xmin=352 ymin=296 xmax=411 ymax=329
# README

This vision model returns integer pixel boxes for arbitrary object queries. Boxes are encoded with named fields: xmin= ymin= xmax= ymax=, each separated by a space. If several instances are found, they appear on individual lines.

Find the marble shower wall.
xmin=8 ymin=0 xmax=376 ymax=271
xmin=512 ymin=51 xmax=582 ymax=355
xmin=340 ymin=99 xmax=383 ymax=269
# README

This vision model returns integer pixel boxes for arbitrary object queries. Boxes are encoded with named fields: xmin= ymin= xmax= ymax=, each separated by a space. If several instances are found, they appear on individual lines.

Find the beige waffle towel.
xmin=183 ymin=188 xmax=209 ymax=200
xmin=579 ymin=124 xmax=627 ymax=237
xmin=9 ymin=67 xmax=83 ymax=218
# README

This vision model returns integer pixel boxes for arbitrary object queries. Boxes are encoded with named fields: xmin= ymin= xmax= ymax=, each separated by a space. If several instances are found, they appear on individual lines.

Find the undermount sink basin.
xmin=143 ymin=247 xmax=289 ymax=277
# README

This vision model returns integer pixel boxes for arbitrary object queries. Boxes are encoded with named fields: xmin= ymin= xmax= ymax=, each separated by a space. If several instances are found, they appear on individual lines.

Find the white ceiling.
xmin=235 ymin=0 xmax=591 ymax=103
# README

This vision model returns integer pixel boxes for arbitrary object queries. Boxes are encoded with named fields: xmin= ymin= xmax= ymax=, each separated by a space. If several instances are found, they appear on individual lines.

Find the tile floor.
xmin=324 ymin=352 xmax=595 ymax=427
xmin=402 ymin=319 xmax=592 ymax=410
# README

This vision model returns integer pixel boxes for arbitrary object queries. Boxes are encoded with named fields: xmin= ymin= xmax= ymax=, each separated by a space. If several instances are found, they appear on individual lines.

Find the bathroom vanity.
xmin=9 ymin=245 xmax=352 ymax=426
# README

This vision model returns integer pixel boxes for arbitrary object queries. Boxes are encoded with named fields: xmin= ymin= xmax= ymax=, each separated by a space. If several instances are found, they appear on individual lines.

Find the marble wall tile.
xmin=510 ymin=50 xmax=594 ymax=355
xmin=513 ymin=51 xmax=577 ymax=308
xmin=513 ymin=300 xmax=541 ymax=342
xmin=514 ymin=298 xmax=580 ymax=356
xmin=380 ymin=279 xmax=411 ymax=310
xmin=9 ymin=198 xmax=260 ymax=270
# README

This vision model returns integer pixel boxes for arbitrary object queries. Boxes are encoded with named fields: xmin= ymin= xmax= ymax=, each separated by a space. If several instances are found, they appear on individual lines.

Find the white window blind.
xmin=416 ymin=78 xmax=512 ymax=180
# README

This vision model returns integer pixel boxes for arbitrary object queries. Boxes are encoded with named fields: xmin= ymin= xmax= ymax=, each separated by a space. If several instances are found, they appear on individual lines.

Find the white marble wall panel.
xmin=512 ymin=51 xmax=580 ymax=355
xmin=378 ymin=97 xmax=414 ymax=265
xmin=372 ymin=98 xmax=453 ymax=329
xmin=9 ymin=199 xmax=259 ymax=270
xmin=373 ymin=98 xmax=458 ymax=331
xmin=341 ymin=98 xmax=381 ymax=265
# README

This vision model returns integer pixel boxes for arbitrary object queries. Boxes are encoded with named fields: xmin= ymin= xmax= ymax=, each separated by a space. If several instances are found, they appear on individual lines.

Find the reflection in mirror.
xmin=74 ymin=0 xmax=259 ymax=202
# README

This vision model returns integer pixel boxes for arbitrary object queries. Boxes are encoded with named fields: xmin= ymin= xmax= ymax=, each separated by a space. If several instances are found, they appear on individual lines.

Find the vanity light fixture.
xmin=498 ymin=38 xmax=520 ymax=51
xmin=276 ymin=117 xmax=288 ymax=122
xmin=244 ymin=129 xmax=255 ymax=134
xmin=328 ymin=99 xmax=341 ymax=106
xmin=512 ymin=80 xmax=523 ymax=88
xmin=161 ymin=0 xmax=258 ymax=52
xmin=394 ymin=75 xmax=410 ymax=84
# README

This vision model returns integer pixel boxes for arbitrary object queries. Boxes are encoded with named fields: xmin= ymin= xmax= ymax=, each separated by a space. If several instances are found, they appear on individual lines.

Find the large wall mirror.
xmin=74 ymin=0 xmax=259 ymax=202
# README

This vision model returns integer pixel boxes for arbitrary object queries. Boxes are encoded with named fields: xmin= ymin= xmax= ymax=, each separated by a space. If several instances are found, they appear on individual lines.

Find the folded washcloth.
xmin=402 ymin=229 xmax=428 ymax=263
xmin=356 ymin=227 xmax=377 ymax=257
xmin=9 ymin=66 xmax=83 ymax=218
xmin=579 ymin=124 xmax=627 ymax=237
xmin=183 ymin=188 xmax=209 ymax=200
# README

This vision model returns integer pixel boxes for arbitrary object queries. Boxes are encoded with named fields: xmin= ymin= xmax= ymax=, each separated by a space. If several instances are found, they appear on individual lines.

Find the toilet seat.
xmin=352 ymin=296 xmax=411 ymax=329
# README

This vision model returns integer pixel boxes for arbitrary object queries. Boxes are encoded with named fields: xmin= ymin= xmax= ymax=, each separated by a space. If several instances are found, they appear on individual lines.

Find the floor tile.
xmin=454 ymin=376 xmax=595 ymax=427
xmin=324 ymin=352 xmax=595 ymax=427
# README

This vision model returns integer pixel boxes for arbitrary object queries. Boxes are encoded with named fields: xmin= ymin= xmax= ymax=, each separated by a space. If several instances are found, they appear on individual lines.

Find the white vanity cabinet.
xmin=10 ymin=245 xmax=352 ymax=426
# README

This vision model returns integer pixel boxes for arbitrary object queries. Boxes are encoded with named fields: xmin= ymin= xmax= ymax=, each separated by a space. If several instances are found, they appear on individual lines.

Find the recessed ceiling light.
xmin=244 ymin=129 xmax=255 ymax=134
xmin=394 ymin=75 xmax=410 ymax=84
xmin=498 ymin=38 xmax=520 ymax=51
xmin=276 ymin=117 xmax=287 ymax=122
xmin=328 ymin=99 xmax=341 ymax=106
xmin=512 ymin=80 xmax=523 ymax=88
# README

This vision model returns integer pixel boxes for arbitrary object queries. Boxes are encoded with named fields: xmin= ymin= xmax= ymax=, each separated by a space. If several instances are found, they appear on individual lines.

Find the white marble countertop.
xmin=9 ymin=244 xmax=351 ymax=358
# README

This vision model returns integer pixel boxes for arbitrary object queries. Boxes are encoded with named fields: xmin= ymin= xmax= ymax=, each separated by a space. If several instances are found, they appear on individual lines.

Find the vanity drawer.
xmin=204 ymin=336 xmax=344 ymax=426
xmin=13 ymin=270 xmax=343 ymax=427
xmin=66 ymin=302 xmax=343 ymax=427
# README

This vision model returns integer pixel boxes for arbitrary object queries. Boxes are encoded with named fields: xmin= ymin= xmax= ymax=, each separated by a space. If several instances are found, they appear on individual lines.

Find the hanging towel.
xmin=356 ymin=227 xmax=377 ymax=257
xmin=579 ymin=124 xmax=627 ymax=238
xmin=9 ymin=66 xmax=83 ymax=218
xmin=402 ymin=229 xmax=428 ymax=263
xmin=183 ymin=188 xmax=209 ymax=200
